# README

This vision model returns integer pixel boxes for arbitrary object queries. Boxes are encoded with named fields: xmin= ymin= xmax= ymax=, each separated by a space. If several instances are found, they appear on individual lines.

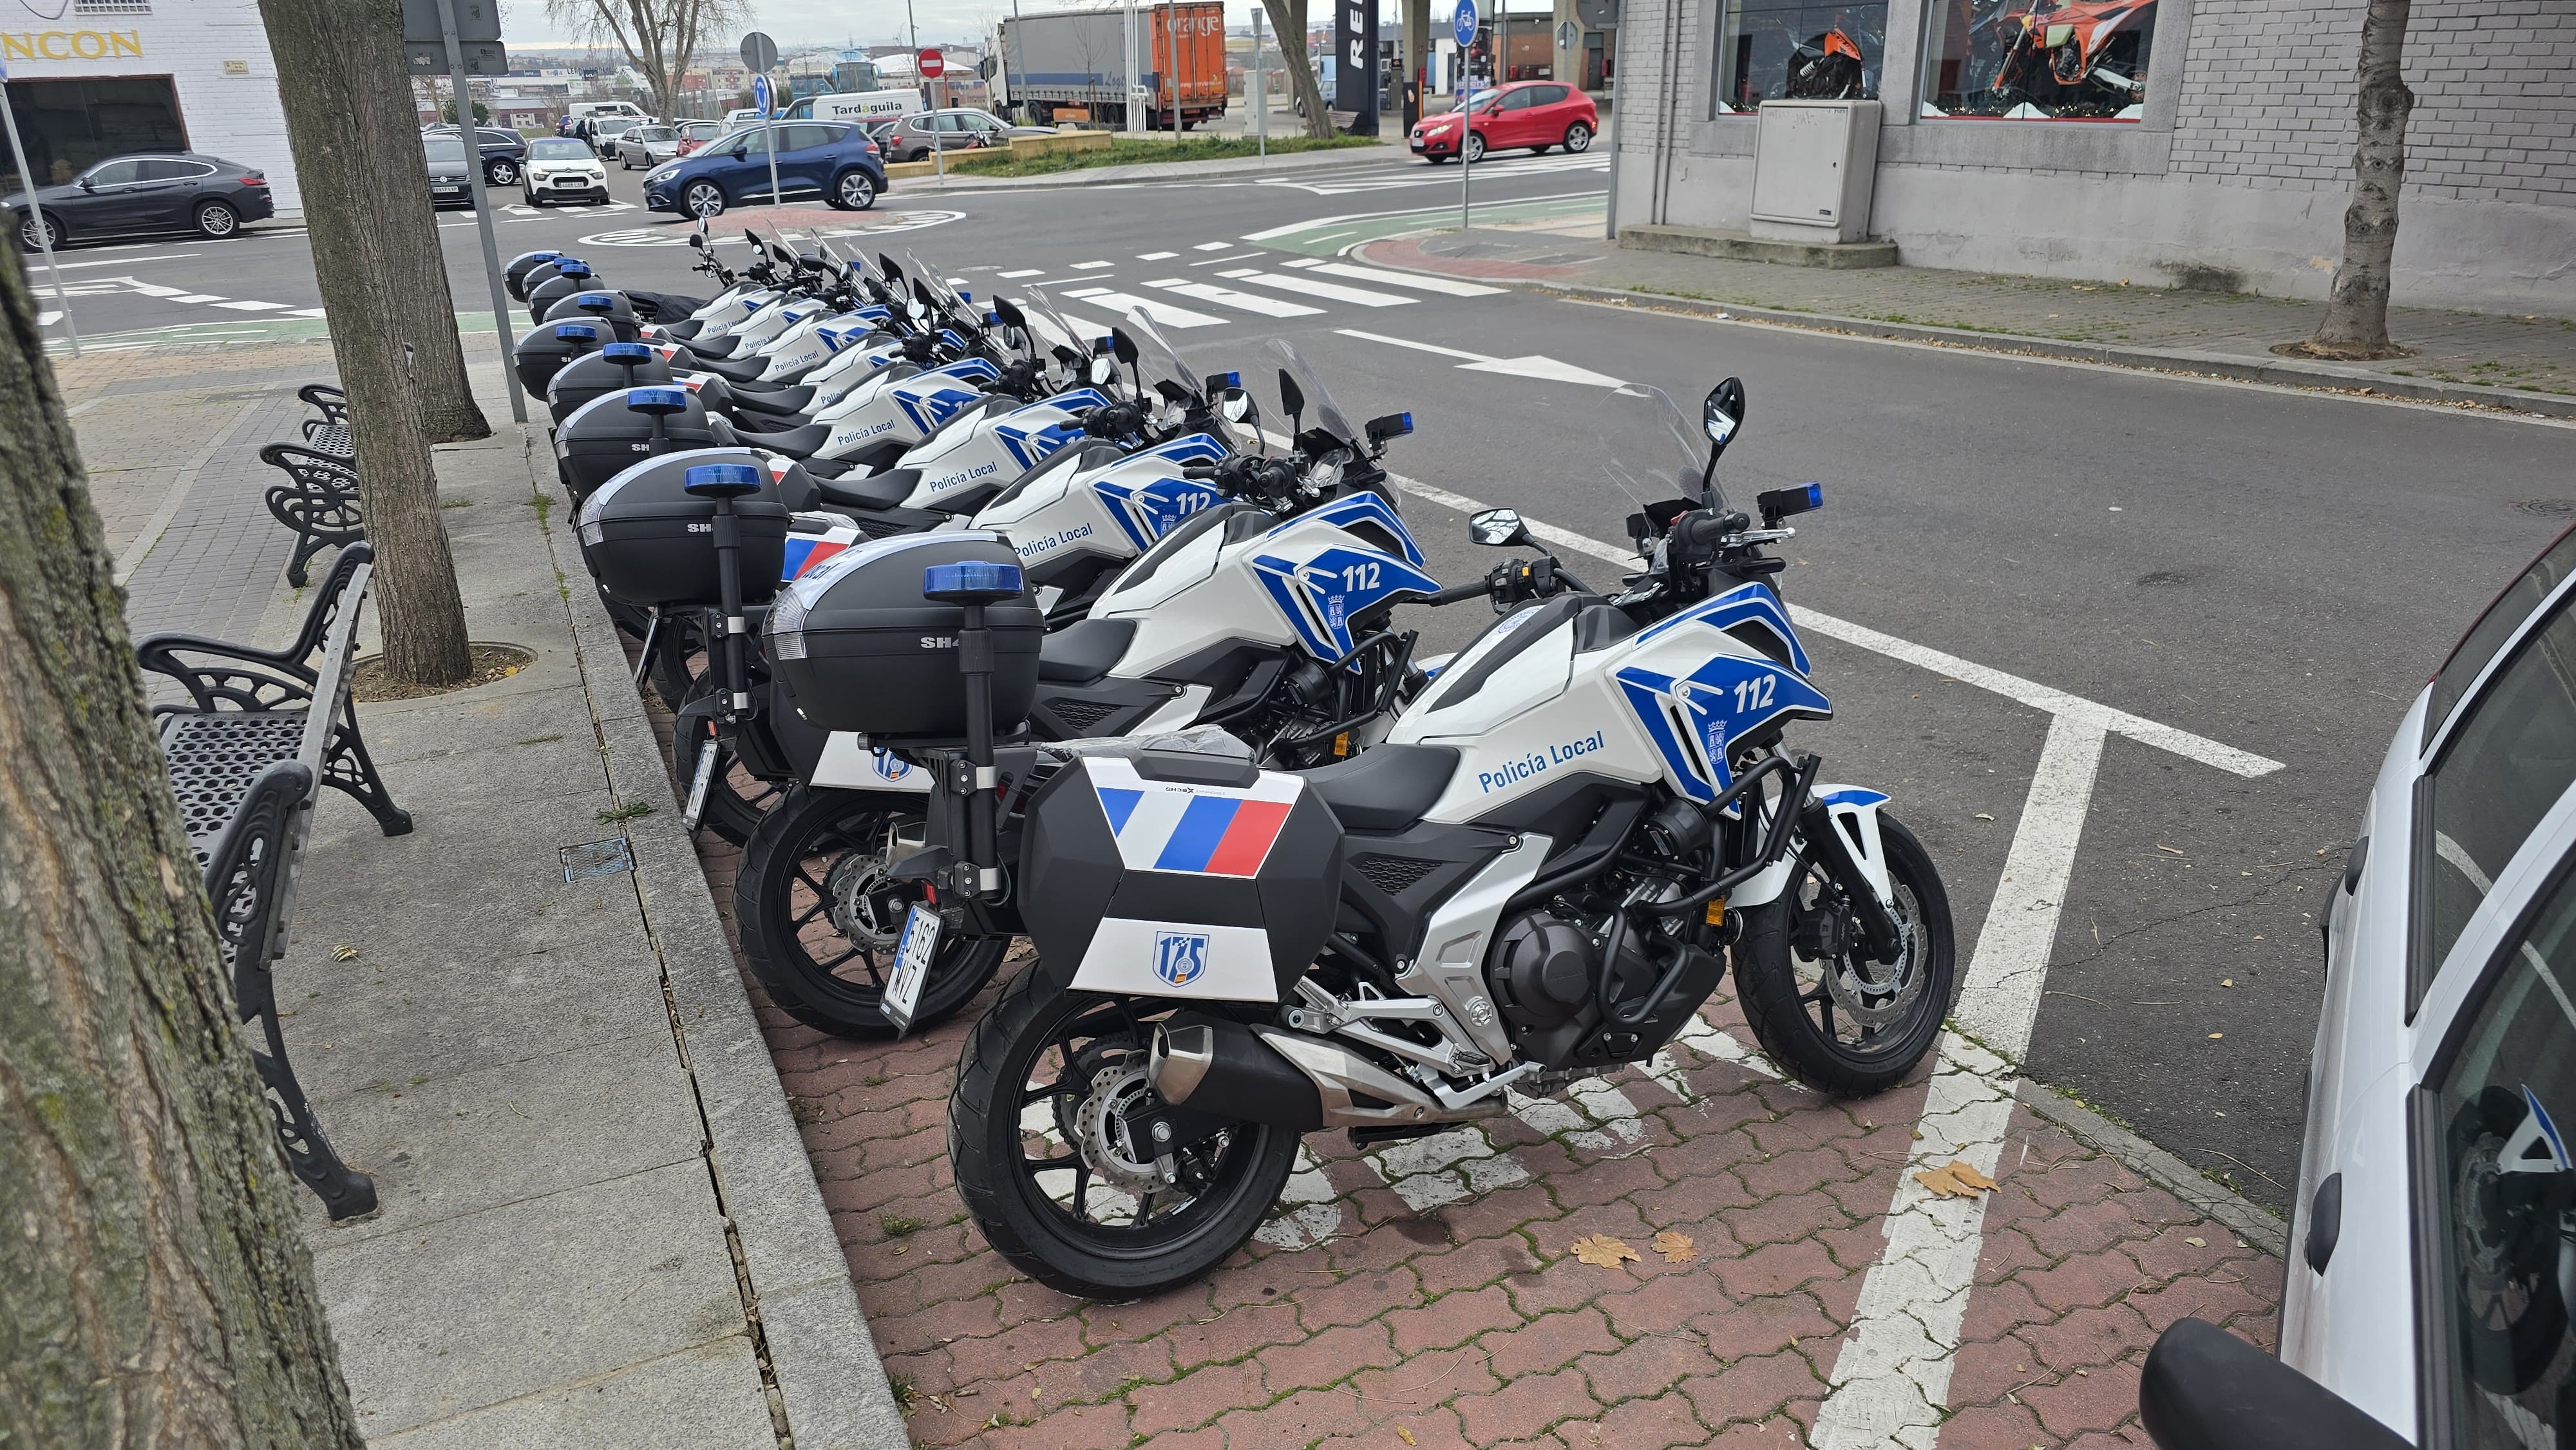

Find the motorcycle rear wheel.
xmin=950 ymin=965 xmax=1300 ymax=1300
xmin=1732 ymin=813 xmax=1955 ymax=1097
xmin=735 ymin=785 xmax=1005 ymax=1037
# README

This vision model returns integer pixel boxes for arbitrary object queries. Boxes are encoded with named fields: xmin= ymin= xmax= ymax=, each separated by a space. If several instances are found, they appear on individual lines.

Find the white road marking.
xmin=1137 ymin=250 xmax=1177 ymax=260
xmin=1299 ymin=259 xmax=1504 ymax=296
xmin=1056 ymin=287 xmax=1226 ymax=328
xmin=29 ymin=252 xmax=194 ymax=270
xmin=287 ymin=308 xmax=328 ymax=319
xmin=37 ymin=310 xmax=60 ymax=326
xmin=1071 ymin=259 xmax=1112 ymax=269
xmin=1216 ymin=267 xmax=1415 ymax=307
xmin=1951 ymin=716 xmax=2110 ymax=1059
xmin=210 ymin=299 xmax=287 ymax=312
xmin=122 ymin=280 xmax=189 ymax=297
xmin=1338 ymin=327 xmax=1626 ymax=387
xmin=1189 ymin=250 xmax=1262 ymax=266
xmin=1144 ymin=278 xmax=1322 ymax=318
xmin=999 ymin=267 xmax=1045 ymax=278
xmin=169 ymin=294 xmax=225 ymax=304
xmin=1193 ymin=240 xmax=1233 ymax=250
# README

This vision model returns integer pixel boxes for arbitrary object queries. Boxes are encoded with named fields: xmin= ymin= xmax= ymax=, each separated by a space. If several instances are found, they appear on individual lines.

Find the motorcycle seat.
xmin=1037 ymin=617 xmax=1138 ymax=685
xmin=732 ymin=420 xmax=831 ymax=455
xmin=688 ymin=332 xmax=742 ymax=360
xmin=816 ymin=469 xmax=920 ymax=511
xmin=1301 ymin=744 xmax=1460 ymax=834
xmin=697 ymin=351 xmax=784 ymax=384
xmin=734 ymin=383 xmax=815 ymax=414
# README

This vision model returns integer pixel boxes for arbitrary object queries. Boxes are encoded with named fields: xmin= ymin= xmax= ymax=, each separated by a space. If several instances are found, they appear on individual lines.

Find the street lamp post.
xmin=0 ymin=62 xmax=79 ymax=356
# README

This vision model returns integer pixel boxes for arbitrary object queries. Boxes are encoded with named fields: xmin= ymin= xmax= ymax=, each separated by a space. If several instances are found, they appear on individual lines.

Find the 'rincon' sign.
xmin=3 ymin=30 xmax=144 ymax=60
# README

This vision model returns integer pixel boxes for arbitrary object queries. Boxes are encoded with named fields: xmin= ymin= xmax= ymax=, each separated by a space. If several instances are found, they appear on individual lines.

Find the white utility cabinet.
xmin=1749 ymin=99 xmax=1882 ymax=245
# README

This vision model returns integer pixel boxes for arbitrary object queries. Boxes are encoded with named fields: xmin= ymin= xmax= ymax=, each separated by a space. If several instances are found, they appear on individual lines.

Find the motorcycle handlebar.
xmin=1423 ymin=579 xmax=1493 ymax=607
xmin=1672 ymin=509 xmax=1752 ymax=549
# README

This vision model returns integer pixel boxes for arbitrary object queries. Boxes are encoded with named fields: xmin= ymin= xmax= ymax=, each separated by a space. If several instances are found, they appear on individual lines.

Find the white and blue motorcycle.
xmin=941 ymin=375 xmax=1958 ymax=1299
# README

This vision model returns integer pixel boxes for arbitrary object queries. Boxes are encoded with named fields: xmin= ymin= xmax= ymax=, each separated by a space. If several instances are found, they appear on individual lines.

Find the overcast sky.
xmin=506 ymin=0 xmax=1468 ymax=52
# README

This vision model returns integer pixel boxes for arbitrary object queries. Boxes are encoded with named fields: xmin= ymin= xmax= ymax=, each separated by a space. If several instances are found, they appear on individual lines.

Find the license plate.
xmin=683 ymin=740 xmax=718 ymax=830
xmin=883 ymin=905 xmax=939 ymax=1037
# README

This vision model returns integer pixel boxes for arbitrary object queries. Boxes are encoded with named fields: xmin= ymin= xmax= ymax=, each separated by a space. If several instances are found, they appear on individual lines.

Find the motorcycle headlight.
xmin=1302 ymin=457 xmax=1344 ymax=493
xmin=1151 ymin=400 xmax=1185 ymax=432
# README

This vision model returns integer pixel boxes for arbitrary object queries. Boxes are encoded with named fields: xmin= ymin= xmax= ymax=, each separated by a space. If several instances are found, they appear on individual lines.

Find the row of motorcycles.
xmin=507 ymin=223 xmax=1960 ymax=1299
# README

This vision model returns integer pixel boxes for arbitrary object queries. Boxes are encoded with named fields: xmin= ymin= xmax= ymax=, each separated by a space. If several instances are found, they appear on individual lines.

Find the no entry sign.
xmin=918 ymin=48 xmax=945 ymax=79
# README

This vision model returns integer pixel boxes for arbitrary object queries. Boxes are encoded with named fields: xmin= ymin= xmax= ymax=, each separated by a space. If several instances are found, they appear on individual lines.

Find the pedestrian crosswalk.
xmin=1021 ymin=237 xmax=1508 ymax=337
xmin=496 ymin=200 xmax=640 ymax=218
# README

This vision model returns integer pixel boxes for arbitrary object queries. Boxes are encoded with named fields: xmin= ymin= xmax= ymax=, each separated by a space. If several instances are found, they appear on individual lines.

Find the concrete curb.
xmin=895 ymin=140 xmax=1401 ymax=193
xmin=1524 ymin=281 xmax=2576 ymax=421
xmin=524 ymin=433 xmax=908 ymax=1450
xmin=2014 ymin=1078 xmax=2289 ymax=1260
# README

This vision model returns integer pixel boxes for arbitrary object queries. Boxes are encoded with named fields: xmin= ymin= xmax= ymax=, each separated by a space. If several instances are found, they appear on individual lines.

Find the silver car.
xmin=2137 ymin=527 xmax=2576 ymax=1448
xmin=616 ymin=124 xmax=680 ymax=170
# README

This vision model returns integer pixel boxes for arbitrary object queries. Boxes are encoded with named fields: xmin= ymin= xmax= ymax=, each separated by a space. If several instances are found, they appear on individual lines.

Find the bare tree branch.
xmin=545 ymin=0 xmax=748 ymax=120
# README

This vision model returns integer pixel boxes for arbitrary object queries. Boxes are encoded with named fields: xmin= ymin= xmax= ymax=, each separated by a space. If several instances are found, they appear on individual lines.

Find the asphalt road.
xmin=39 ymin=144 xmax=2576 ymax=1207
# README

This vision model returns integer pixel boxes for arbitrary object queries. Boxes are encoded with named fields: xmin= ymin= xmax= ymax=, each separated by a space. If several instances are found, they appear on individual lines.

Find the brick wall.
xmin=2172 ymin=0 xmax=2576 ymax=207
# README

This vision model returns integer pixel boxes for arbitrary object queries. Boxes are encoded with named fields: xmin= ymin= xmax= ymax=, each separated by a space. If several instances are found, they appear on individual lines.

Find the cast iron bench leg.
xmin=323 ymin=706 xmax=413 ymax=836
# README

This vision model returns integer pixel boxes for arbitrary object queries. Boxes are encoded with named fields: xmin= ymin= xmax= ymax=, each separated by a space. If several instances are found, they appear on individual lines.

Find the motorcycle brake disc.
xmin=822 ymin=836 xmax=904 ymax=952
xmin=1819 ymin=894 xmax=1925 ymax=1032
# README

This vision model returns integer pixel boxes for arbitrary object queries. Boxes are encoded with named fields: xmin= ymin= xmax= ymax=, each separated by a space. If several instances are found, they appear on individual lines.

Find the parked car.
xmin=423 ymin=124 xmax=531 ymax=186
xmin=614 ymin=123 xmax=681 ymax=170
xmin=586 ymin=115 xmax=643 ymax=153
xmin=563 ymin=100 xmax=650 ymax=131
xmin=2136 ymin=523 xmax=2576 ymax=1448
xmin=723 ymin=107 xmax=764 ymax=126
xmin=421 ymin=134 xmax=475 ymax=208
xmin=5 ymin=151 xmax=274 ymax=249
xmin=674 ymin=119 xmax=724 ymax=156
xmin=1408 ymin=81 xmax=1596 ymax=163
xmin=642 ymin=120 xmax=886 ymax=216
xmin=519 ymin=135 xmax=609 ymax=206
xmin=872 ymin=109 xmax=1052 ymax=163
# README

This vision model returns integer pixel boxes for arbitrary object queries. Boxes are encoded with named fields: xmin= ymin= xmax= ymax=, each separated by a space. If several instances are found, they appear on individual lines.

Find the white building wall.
xmin=1 ymin=0 xmax=303 ymax=212
xmin=1610 ymin=0 xmax=2576 ymax=316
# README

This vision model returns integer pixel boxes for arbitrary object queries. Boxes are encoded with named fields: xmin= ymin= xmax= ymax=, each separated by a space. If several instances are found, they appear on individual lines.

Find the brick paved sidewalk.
xmin=1356 ymin=229 xmax=2576 ymax=417
xmin=637 ymin=688 xmax=2279 ymax=1448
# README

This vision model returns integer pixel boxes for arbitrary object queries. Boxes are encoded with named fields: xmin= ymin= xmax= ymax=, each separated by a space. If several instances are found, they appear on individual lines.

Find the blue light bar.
xmin=554 ymin=323 xmax=599 ymax=340
xmin=625 ymin=386 xmax=688 ymax=411
xmin=557 ymin=260 xmax=592 ymax=276
xmin=922 ymin=561 xmax=1025 ymax=602
xmin=683 ymin=463 xmax=762 ymax=496
xmin=1801 ymin=482 xmax=1823 ymax=510
xmin=575 ymin=292 xmax=616 ymax=310
xmin=601 ymin=341 xmax=651 ymax=360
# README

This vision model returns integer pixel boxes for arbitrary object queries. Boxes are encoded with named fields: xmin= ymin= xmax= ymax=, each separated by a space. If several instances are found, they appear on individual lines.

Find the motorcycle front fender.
xmin=1727 ymin=784 xmax=1897 ymax=916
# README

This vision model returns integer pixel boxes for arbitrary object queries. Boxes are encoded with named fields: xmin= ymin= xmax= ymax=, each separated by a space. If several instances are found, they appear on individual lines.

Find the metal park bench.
xmin=259 ymin=442 xmax=365 ymax=588
xmin=137 ymin=542 xmax=411 ymax=1221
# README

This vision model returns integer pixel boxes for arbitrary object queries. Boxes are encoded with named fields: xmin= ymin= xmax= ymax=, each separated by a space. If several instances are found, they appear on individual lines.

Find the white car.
xmin=615 ymin=124 xmax=680 ymax=169
xmin=518 ymin=135 xmax=609 ymax=206
xmin=2137 ymin=526 xmax=2576 ymax=1448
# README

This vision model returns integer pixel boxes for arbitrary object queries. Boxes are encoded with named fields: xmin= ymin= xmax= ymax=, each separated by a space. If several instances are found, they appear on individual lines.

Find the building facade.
xmin=2 ymin=0 xmax=300 ymax=211
xmin=1607 ymin=0 xmax=2575 ymax=315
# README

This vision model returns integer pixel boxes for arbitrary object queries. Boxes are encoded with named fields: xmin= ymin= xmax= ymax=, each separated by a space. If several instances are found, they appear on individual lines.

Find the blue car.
xmin=641 ymin=121 xmax=886 ymax=218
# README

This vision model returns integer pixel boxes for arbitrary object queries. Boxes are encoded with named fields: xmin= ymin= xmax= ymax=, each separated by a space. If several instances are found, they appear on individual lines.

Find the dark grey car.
xmin=422 ymin=135 xmax=475 ymax=209
xmin=5 ymin=151 xmax=278 ymax=249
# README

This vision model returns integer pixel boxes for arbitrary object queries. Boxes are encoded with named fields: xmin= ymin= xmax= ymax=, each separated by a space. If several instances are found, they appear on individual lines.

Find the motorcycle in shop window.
xmin=1918 ymin=0 xmax=2157 ymax=120
xmin=1712 ymin=1 xmax=1888 ymax=113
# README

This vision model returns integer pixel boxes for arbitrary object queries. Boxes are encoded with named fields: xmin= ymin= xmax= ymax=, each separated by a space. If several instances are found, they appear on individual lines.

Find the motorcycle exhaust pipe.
xmin=1151 ymin=1015 xmax=1501 ymax=1132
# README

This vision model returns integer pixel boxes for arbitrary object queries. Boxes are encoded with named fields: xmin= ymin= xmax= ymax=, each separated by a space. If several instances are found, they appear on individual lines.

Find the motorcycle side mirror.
xmin=993 ymin=296 xmax=1027 ymax=332
xmin=688 ymin=229 xmax=706 ymax=249
xmin=1110 ymin=328 xmax=1140 ymax=367
xmin=878 ymin=252 xmax=904 ymax=281
xmin=1469 ymin=508 xmax=1532 ymax=548
xmin=1277 ymin=368 xmax=1305 ymax=433
xmin=1218 ymin=388 xmax=1255 ymax=425
xmin=1089 ymin=354 xmax=1115 ymax=385
xmin=1051 ymin=344 xmax=1083 ymax=368
xmin=1703 ymin=377 xmax=1747 ymax=452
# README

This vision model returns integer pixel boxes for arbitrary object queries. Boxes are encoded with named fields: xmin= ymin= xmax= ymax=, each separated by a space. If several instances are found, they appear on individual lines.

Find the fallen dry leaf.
xmin=330 ymin=944 xmax=360 ymax=961
xmin=1652 ymin=1230 xmax=1698 ymax=1264
xmin=2184 ymin=1236 xmax=2206 ymax=1247
xmin=1914 ymin=1160 xmax=1999 ymax=1200
xmin=2208 ymin=1032 xmax=2225 ymax=1040
xmin=1571 ymin=1234 xmax=1640 ymax=1268
xmin=1397 ymin=1427 xmax=1419 ymax=1446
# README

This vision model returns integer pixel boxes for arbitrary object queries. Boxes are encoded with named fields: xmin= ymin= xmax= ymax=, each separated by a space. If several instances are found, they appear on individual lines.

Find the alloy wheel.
xmin=1565 ymin=122 xmax=1593 ymax=153
xmin=489 ymin=158 xmax=518 ymax=185
xmin=19 ymin=212 xmax=60 ymax=250
xmin=835 ymin=171 xmax=876 ymax=210
xmin=1464 ymin=132 xmax=1486 ymax=163
xmin=685 ymin=182 xmax=726 ymax=218
xmin=195 ymin=202 xmax=238 ymax=238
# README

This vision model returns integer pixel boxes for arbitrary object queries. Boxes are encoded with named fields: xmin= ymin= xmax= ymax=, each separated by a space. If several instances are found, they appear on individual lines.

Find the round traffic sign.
xmin=739 ymin=30 xmax=777 ymax=73
xmin=918 ymin=47 xmax=945 ymax=79
xmin=750 ymin=73 xmax=772 ymax=115
xmin=1453 ymin=0 xmax=1478 ymax=48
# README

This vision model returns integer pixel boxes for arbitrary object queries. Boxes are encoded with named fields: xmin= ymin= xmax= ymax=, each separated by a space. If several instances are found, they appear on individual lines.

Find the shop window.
xmin=0 ymin=76 xmax=184 ymax=193
xmin=1918 ymin=0 xmax=2159 ymax=120
xmin=1712 ymin=1 xmax=1888 ymax=115
xmin=2421 ymin=860 xmax=2576 ymax=1445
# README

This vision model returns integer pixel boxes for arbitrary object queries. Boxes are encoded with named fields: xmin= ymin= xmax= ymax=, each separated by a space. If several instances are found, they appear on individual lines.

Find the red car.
xmin=1409 ymin=80 xmax=1598 ymax=164
xmin=674 ymin=120 xmax=724 ymax=157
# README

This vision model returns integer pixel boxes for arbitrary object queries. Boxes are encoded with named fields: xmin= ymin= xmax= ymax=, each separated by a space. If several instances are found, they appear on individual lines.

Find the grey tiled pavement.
xmin=117 ymin=386 xmax=308 ymax=645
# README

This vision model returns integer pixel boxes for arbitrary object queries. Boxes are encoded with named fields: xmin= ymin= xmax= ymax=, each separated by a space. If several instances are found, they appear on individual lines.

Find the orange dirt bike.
xmin=1989 ymin=0 xmax=2153 ymax=115
xmin=1783 ymin=27 xmax=1869 ymax=100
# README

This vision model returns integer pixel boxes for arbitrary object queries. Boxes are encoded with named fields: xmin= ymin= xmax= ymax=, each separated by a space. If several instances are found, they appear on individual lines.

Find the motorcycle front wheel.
xmin=1732 ymin=813 xmax=1955 ymax=1097
xmin=735 ymin=786 xmax=1006 ymax=1037
xmin=951 ymin=965 xmax=1302 ymax=1300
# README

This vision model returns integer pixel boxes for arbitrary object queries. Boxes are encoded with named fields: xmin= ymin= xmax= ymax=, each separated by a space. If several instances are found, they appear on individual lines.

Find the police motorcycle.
xmin=895 ymin=374 xmax=1960 ymax=1299
xmin=731 ymin=341 xmax=1430 ymax=1041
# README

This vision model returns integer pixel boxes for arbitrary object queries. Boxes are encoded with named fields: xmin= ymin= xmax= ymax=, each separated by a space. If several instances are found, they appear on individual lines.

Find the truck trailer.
xmin=996 ymin=3 xmax=1228 ymax=129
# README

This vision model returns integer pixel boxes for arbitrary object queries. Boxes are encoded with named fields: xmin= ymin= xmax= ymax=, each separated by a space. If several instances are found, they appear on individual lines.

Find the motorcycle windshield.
xmin=1264 ymin=337 xmax=1361 ymax=453
xmin=1120 ymin=307 xmax=1198 ymax=400
xmin=1018 ymin=287 xmax=1098 ymax=377
xmin=1602 ymin=384 xmax=1722 ymax=516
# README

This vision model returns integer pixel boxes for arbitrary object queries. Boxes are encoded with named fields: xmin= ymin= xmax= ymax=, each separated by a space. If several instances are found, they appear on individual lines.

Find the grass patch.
xmin=596 ymin=802 xmax=656 ymax=824
xmin=878 ymin=1211 xmax=923 ymax=1238
xmin=946 ymin=133 xmax=1378 ymax=177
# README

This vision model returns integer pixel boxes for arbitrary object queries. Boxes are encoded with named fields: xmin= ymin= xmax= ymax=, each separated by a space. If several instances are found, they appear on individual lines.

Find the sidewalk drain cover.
xmin=561 ymin=837 xmax=634 ymax=881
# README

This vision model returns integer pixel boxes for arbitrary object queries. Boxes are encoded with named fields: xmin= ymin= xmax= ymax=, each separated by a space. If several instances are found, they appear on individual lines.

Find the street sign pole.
xmin=1455 ymin=0 xmax=1478 ymax=235
xmin=437 ymin=0 xmax=522 ymax=419
xmin=0 ymin=62 xmax=78 ymax=356
xmin=1575 ymin=0 xmax=1619 ymax=240
xmin=1252 ymin=5 xmax=1266 ymax=157
xmin=751 ymin=74 xmax=784 ymax=206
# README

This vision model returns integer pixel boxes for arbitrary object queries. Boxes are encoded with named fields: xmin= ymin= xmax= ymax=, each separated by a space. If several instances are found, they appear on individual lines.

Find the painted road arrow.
xmin=1337 ymin=327 xmax=1626 ymax=388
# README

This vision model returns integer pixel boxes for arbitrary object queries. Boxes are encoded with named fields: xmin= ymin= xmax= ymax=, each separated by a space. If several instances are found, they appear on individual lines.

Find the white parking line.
xmin=210 ymin=299 xmax=287 ymax=312
xmin=1137 ymin=250 xmax=1177 ymax=260
xmin=1143 ymin=278 xmax=1322 ymax=318
xmin=28 ymin=252 xmax=195 ymax=270
xmin=1215 ymin=267 xmax=1415 ymax=307
xmin=1071 ymin=259 xmax=1112 ymax=269
xmin=999 ymin=268 xmax=1045 ymax=278
xmin=169 ymin=294 xmax=225 ymax=304
xmin=1057 ymin=287 xmax=1226 ymax=328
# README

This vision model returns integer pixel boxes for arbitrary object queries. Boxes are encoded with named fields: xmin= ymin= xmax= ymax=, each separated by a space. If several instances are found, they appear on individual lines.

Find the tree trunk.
xmin=0 ymin=233 xmax=366 ymax=1448
xmin=259 ymin=0 xmax=475 ymax=686
xmin=1263 ymin=0 xmax=1338 ymax=139
xmin=2302 ymin=0 xmax=2414 ymax=360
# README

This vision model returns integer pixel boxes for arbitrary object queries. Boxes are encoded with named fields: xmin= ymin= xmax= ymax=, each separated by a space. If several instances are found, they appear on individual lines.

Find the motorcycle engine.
xmin=1486 ymin=911 xmax=1722 ymax=1069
